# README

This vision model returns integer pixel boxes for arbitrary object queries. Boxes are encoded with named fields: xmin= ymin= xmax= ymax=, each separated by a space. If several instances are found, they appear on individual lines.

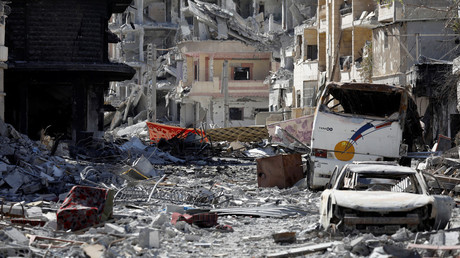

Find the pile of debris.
xmin=3 ymin=116 xmax=460 ymax=257
xmin=417 ymin=146 xmax=460 ymax=196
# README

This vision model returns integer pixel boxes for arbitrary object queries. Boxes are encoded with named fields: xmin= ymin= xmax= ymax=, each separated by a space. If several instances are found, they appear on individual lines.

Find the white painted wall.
xmin=207 ymin=97 xmax=268 ymax=128
xmin=293 ymin=60 xmax=318 ymax=107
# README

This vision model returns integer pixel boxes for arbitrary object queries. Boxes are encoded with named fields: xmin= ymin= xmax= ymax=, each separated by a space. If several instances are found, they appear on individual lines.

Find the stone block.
xmin=139 ymin=228 xmax=160 ymax=248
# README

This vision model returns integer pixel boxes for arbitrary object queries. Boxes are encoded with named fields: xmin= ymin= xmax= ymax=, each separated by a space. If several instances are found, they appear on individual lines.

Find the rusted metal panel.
xmin=257 ymin=154 xmax=304 ymax=189
xmin=343 ymin=214 xmax=419 ymax=225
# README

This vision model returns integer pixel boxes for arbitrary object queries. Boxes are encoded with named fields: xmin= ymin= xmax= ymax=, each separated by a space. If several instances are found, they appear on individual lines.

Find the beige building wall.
xmin=180 ymin=41 xmax=271 ymax=86
xmin=353 ymin=27 xmax=372 ymax=60
xmin=372 ymin=24 xmax=408 ymax=85
xmin=340 ymin=30 xmax=352 ymax=57
xmin=178 ymin=40 xmax=271 ymax=128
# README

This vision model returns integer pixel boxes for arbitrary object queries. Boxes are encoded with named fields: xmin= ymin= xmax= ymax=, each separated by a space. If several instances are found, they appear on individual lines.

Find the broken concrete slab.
xmin=82 ymin=244 xmax=106 ymax=258
xmin=0 ymin=246 xmax=31 ymax=257
xmin=104 ymin=223 xmax=126 ymax=234
xmin=132 ymin=155 xmax=157 ymax=177
xmin=4 ymin=169 xmax=25 ymax=192
xmin=216 ymin=17 xmax=228 ymax=39
xmin=139 ymin=228 xmax=160 ymax=248
xmin=266 ymin=242 xmax=338 ymax=257
xmin=1 ymin=227 xmax=29 ymax=245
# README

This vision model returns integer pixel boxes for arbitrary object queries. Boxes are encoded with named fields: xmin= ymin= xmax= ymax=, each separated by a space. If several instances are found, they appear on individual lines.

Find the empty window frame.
xmin=296 ymin=35 xmax=303 ymax=60
xmin=234 ymin=67 xmax=250 ymax=80
xmin=194 ymin=61 xmax=199 ymax=81
xmin=303 ymin=82 xmax=316 ymax=107
xmin=307 ymin=45 xmax=318 ymax=60
xmin=229 ymin=107 xmax=244 ymax=120
xmin=296 ymin=90 xmax=301 ymax=108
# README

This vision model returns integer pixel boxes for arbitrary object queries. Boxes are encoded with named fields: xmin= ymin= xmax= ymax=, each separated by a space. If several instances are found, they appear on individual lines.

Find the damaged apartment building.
xmin=107 ymin=0 xmax=180 ymax=127
xmin=0 ymin=2 xmax=7 ymax=122
xmin=108 ymin=0 xmax=316 ymax=128
xmin=290 ymin=0 xmax=460 ymax=147
xmin=3 ymin=0 xmax=135 ymax=144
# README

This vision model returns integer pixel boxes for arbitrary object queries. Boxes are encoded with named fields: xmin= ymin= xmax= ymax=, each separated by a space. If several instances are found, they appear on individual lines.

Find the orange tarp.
xmin=146 ymin=122 xmax=206 ymax=143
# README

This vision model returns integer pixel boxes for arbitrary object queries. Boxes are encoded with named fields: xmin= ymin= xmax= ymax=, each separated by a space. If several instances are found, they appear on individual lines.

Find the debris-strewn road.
xmin=1 ymin=119 xmax=460 ymax=257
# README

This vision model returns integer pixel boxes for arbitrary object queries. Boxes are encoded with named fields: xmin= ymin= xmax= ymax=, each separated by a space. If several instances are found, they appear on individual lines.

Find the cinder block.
xmin=1 ymin=227 xmax=29 ymax=245
xmin=139 ymin=228 xmax=160 ymax=248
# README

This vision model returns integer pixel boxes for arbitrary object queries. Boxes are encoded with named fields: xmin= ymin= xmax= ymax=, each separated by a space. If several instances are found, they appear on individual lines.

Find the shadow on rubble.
xmin=69 ymin=132 xmax=128 ymax=163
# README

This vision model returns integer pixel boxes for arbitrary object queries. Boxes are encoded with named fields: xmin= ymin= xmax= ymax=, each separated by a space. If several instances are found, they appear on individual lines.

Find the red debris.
xmin=56 ymin=186 xmax=114 ymax=231
xmin=171 ymin=212 xmax=218 ymax=228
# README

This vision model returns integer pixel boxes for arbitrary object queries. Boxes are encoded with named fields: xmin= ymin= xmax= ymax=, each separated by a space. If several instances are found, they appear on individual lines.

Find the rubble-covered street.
xmin=2 ymin=117 xmax=460 ymax=258
xmin=2 ymin=0 xmax=460 ymax=257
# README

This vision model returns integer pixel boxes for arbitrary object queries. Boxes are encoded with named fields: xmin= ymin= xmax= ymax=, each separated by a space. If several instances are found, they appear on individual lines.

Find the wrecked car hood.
xmin=333 ymin=190 xmax=433 ymax=212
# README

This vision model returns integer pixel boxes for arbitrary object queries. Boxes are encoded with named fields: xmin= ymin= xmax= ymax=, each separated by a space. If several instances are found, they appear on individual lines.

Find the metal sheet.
xmin=256 ymin=154 xmax=304 ymax=188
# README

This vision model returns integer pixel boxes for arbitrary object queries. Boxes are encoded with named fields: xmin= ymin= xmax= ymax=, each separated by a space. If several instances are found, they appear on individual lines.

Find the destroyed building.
xmin=285 ymin=0 xmax=460 ymax=147
xmin=4 ymin=0 xmax=135 ymax=143
xmin=107 ymin=0 xmax=181 ymax=124
xmin=292 ymin=0 xmax=378 ymax=117
xmin=108 ymin=0 xmax=317 ymax=127
xmin=373 ymin=0 xmax=459 ymax=147
xmin=0 ymin=2 xmax=7 ymax=121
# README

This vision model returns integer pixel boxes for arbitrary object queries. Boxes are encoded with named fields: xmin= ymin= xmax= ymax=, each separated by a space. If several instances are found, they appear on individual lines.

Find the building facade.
xmin=4 ymin=0 xmax=135 ymax=142
xmin=175 ymin=40 xmax=271 ymax=128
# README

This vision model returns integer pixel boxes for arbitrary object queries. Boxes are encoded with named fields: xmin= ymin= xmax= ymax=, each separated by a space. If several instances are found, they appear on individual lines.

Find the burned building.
xmin=4 ymin=0 xmax=135 ymax=142
xmin=0 ymin=2 xmax=7 ymax=121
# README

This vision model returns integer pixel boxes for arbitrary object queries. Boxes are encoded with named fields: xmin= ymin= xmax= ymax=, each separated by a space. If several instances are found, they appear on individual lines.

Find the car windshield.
xmin=337 ymin=171 xmax=422 ymax=194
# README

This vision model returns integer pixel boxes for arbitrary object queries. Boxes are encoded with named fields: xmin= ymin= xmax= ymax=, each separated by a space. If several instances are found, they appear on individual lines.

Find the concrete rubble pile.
xmin=1 ymin=114 xmax=460 ymax=257
xmin=106 ymin=50 xmax=177 ymax=130
xmin=180 ymin=0 xmax=301 ymax=53
xmin=418 ymin=146 xmax=460 ymax=196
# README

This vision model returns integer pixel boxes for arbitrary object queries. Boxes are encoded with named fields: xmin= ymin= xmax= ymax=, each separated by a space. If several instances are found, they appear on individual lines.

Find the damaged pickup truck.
xmin=320 ymin=163 xmax=454 ymax=233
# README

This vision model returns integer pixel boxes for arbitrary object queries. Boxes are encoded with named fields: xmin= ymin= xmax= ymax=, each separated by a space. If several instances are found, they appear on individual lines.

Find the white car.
xmin=320 ymin=163 xmax=454 ymax=233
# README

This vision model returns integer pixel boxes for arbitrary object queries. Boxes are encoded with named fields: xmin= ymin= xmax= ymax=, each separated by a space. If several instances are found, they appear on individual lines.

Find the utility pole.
xmin=222 ymin=60 xmax=229 ymax=127
xmin=147 ymin=44 xmax=156 ymax=122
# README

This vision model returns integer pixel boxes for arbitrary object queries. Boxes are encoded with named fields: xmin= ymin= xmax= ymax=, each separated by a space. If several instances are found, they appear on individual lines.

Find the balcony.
xmin=341 ymin=13 xmax=353 ymax=30
xmin=378 ymin=2 xmax=394 ymax=23
xmin=319 ymin=19 xmax=327 ymax=33
xmin=340 ymin=64 xmax=366 ymax=83
xmin=190 ymin=78 xmax=268 ymax=97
